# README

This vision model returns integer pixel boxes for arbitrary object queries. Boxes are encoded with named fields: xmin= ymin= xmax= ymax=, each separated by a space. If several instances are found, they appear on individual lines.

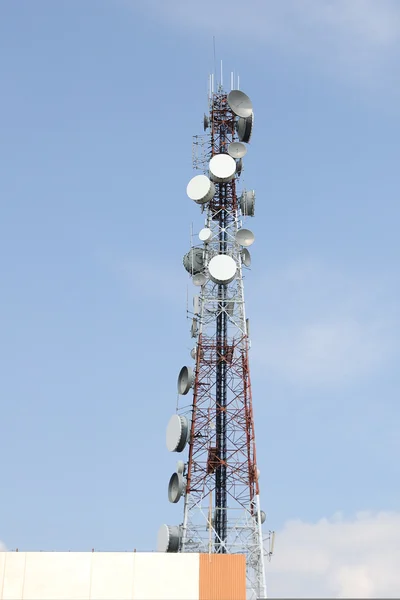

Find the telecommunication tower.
xmin=157 ymin=74 xmax=273 ymax=600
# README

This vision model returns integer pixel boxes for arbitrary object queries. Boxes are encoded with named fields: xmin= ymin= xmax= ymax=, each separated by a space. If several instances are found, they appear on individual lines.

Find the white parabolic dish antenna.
xmin=186 ymin=174 xmax=215 ymax=204
xmin=227 ymin=90 xmax=253 ymax=118
xmin=208 ymin=254 xmax=237 ymax=285
xmin=236 ymin=229 xmax=255 ymax=247
xmin=192 ymin=272 xmax=207 ymax=286
xmin=177 ymin=366 xmax=194 ymax=395
xmin=228 ymin=142 xmax=247 ymax=159
xmin=199 ymin=227 xmax=212 ymax=242
xmin=166 ymin=414 xmax=189 ymax=452
xmin=168 ymin=472 xmax=185 ymax=503
xmin=242 ymin=248 xmax=251 ymax=267
xmin=157 ymin=524 xmax=180 ymax=553
xmin=209 ymin=154 xmax=236 ymax=183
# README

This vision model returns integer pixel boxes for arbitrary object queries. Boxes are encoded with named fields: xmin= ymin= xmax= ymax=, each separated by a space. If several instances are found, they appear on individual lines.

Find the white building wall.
xmin=0 ymin=552 xmax=199 ymax=600
xmin=132 ymin=553 xmax=199 ymax=600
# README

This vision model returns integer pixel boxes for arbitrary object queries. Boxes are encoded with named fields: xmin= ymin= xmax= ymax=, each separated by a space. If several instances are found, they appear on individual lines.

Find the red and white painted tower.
xmin=158 ymin=75 xmax=273 ymax=600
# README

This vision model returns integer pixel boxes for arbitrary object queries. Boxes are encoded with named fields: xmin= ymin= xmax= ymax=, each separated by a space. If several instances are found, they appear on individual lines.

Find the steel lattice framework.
xmin=158 ymin=83 xmax=272 ymax=600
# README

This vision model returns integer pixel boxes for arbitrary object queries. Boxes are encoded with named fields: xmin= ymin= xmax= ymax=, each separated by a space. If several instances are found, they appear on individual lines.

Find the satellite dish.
xmin=236 ymin=158 xmax=243 ymax=177
xmin=208 ymin=255 xmax=237 ymax=285
xmin=199 ymin=227 xmax=212 ymax=242
xmin=177 ymin=366 xmax=194 ymax=395
xmin=209 ymin=154 xmax=236 ymax=183
xmin=236 ymin=229 xmax=255 ymax=247
xmin=242 ymin=248 xmax=251 ymax=267
xmin=186 ymin=175 xmax=215 ymax=204
xmin=157 ymin=524 xmax=180 ymax=553
xmin=240 ymin=190 xmax=255 ymax=217
xmin=168 ymin=472 xmax=185 ymax=503
xmin=193 ymin=272 xmax=207 ymax=286
xmin=237 ymin=113 xmax=254 ymax=143
xmin=228 ymin=142 xmax=247 ymax=159
xmin=255 ymin=510 xmax=266 ymax=524
xmin=176 ymin=460 xmax=185 ymax=474
xmin=166 ymin=414 xmax=189 ymax=452
xmin=190 ymin=347 xmax=196 ymax=360
xmin=227 ymin=90 xmax=253 ymax=118
xmin=203 ymin=114 xmax=209 ymax=131
xmin=183 ymin=248 xmax=204 ymax=275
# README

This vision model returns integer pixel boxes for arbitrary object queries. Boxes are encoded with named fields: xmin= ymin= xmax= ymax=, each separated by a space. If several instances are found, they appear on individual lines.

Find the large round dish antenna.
xmin=192 ymin=272 xmax=207 ymax=286
xmin=157 ymin=524 xmax=180 ymax=553
xmin=168 ymin=472 xmax=185 ymax=503
xmin=186 ymin=175 xmax=215 ymax=204
xmin=237 ymin=113 xmax=254 ymax=143
xmin=228 ymin=142 xmax=247 ymax=159
xmin=177 ymin=366 xmax=194 ymax=395
xmin=199 ymin=227 xmax=212 ymax=242
xmin=183 ymin=248 xmax=204 ymax=275
xmin=240 ymin=190 xmax=255 ymax=217
xmin=227 ymin=90 xmax=253 ymax=118
xmin=208 ymin=255 xmax=237 ymax=285
xmin=242 ymin=248 xmax=251 ymax=267
xmin=236 ymin=229 xmax=255 ymax=247
xmin=166 ymin=414 xmax=189 ymax=452
xmin=209 ymin=154 xmax=236 ymax=183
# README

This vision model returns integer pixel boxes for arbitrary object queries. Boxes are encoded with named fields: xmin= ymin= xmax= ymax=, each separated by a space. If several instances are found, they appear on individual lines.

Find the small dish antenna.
xmin=228 ymin=142 xmax=247 ymax=159
xmin=255 ymin=510 xmax=266 ymax=524
xmin=157 ymin=524 xmax=181 ymax=553
xmin=199 ymin=227 xmax=212 ymax=242
xmin=240 ymin=190 xmax=255 ymax=217
xmin=236 ymin=158 xmax=243 ymax=177
xmin=190 ymin=347 xmax=196 ymax=360
xmin=208 ymin=254 xmax=237 ymax=284
xmin=187 ymin=174 xmax=215 ymax=204
xmin=177 ymin=366 xmax=194 ymax=395
xmin=209 ymin=154 xmax=236 ymax=183
xmin=168 ymin=472 xmax=186 ymax=503
xmin=166 ymin=414 xmax=189 ymax=452
xmin=242 ymin=248 xmax=251 ymax=267
xmin=192 ymin=273 xmax=207 ymax=286
xmin=227 ymin=90 xmax=253 ymax=118
xmin=203 ymin=114 xmax=209 ymax=131
xmin=237 ymin=113 xmax=254 ymax=143
xmin=236 ymin=229 xmax=255 ymax=247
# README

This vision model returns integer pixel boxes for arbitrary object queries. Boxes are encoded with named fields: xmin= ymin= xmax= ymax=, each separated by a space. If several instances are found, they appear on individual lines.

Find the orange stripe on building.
xmin=199 ymin=554 xmax=246 ymax=600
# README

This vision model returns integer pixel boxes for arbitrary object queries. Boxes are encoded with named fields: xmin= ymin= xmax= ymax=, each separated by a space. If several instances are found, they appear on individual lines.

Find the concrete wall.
xmin=0 ymin=552 xmax=246 ymax=600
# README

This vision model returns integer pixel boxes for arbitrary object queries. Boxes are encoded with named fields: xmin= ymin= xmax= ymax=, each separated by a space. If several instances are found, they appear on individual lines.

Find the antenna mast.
xmin=158 ymin=77 xmax=271 ymax=600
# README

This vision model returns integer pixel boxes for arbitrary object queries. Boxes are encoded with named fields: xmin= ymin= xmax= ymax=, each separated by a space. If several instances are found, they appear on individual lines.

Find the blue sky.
xmin=1 ymin=1 xmax=399 ymax=597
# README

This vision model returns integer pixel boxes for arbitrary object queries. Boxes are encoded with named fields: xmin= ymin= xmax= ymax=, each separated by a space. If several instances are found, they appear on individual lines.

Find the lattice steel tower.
xmin=157 ymin=76 xmax=273 ymax=600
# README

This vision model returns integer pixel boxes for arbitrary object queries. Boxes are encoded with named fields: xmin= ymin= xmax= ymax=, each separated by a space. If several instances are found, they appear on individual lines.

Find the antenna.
xmin=158 ymin=72 xmax=269 ymax=600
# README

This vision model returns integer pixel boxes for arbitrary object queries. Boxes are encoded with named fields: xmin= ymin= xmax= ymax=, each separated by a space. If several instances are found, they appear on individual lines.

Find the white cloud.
xmin=268 ymin=511 xmax=400 ymax=598
xmin=250 ymin=260 xmax=398 ymax=386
